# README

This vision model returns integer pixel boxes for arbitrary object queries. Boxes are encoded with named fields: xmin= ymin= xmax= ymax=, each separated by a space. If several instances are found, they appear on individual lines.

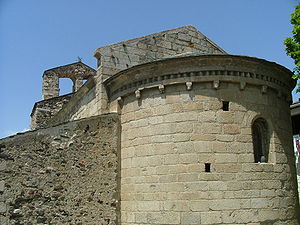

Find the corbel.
xmin=135 ymin=90 xmax=141 ymax=99
xmin=135 ymin=88 xmax=144 ymax=99
xmin=261 ymin=85 xmax=267 ymax=94
xmin=213 ymin=80 xmax=220 ymax=89
xmin=158 ymin=84 xmax=165 ymax=94
xmin=117 ymin=96 xmax=123 ymax=105
xmin=186 ymin=82 xmax=193 ymax=91
xmin=240 ymin=81 xmax=246 ymax=90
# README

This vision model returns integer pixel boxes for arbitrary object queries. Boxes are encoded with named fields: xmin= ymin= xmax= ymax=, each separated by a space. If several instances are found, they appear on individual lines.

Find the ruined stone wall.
xmin=31 ymin=94 xmax=73 ymax=130
xmin=0 ymin=114 xmax=120 ymax=225
xmin=106 ymin=55 xmax=299 ymax=224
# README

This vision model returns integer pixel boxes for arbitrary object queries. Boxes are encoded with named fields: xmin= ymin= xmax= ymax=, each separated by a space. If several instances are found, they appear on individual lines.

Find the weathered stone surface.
xmin=0 ymin=114 xmax=120 ymax=225
xmin=0 ymin=180 xmax=4 ymax=193
xmin=31 ymin=94 xmax=73 ymax=129
xmin=0 ymin=202 xmax=6 ymax=213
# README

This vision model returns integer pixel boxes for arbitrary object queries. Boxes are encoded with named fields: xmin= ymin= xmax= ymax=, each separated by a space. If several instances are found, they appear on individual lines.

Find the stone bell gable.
xmin=31 ymin=62 xmax=96 ymax=129
xmin=42 ymin=61 xmax=96 ymax=100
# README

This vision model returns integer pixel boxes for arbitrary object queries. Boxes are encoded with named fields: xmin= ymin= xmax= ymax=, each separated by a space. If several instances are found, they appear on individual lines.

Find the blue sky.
xmin=0 ymin=0 xmax=299 ymax=138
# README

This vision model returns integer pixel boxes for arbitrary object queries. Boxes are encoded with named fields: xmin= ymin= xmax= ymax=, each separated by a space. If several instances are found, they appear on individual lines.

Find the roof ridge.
xmin=94 ymin=25 xmax=194 ymax=52
xmin=44 ymin=61 xmax=96 ymax=73
xmin=94 ymin=25 xmax=226 ymax=56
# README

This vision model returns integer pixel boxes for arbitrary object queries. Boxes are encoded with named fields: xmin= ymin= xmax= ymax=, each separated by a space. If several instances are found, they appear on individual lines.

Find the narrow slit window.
xmin=252 ymin=118 xmax=269 ymax=163
xmin=205 ymin=163 xmax=211 ymax=172
xmin=222 ymin=101 xmax=229 ymax=111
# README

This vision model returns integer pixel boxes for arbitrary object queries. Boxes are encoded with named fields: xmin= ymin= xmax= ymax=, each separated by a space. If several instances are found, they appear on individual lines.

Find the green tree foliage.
xmin=284 ymin=3 xmax=300 ymax=91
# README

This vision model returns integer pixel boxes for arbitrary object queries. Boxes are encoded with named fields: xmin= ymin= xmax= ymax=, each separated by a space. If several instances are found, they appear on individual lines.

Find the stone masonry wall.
xmin=0 ymin=114 xmax=120 ymax=225
xmin=46 ymin=78 xmax=96 ymax=128
xmin=94 ymin=25 xmax=226 ymax=78
xmin=118 ymin=83 xmax=299 ymax=225
xmin=31 ymin=94 xmax=73 ymax=130
xmin=60 ymin=26 xmax=227 ymax=123
xmin=104 ymin=55 xmax=300 ymax=224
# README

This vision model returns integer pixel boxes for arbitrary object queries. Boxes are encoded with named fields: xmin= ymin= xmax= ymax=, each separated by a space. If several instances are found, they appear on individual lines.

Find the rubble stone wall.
xmin=0 ymin=114 xmax=120 ymax=225
xmin=31 ymin=94 xmax=73 ymax=130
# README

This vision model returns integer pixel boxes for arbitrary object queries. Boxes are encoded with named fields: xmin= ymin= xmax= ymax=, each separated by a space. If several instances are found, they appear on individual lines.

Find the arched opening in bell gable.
xmin=59 ymin=78 xmax=74 ymax=96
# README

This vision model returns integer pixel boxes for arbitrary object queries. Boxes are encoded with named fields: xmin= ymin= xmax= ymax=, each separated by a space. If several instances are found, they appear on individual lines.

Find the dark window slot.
xmin=222 ymin=101 xmax=229 ymax=111
xmin=205 ymin=163 xmax=211 ymax=172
